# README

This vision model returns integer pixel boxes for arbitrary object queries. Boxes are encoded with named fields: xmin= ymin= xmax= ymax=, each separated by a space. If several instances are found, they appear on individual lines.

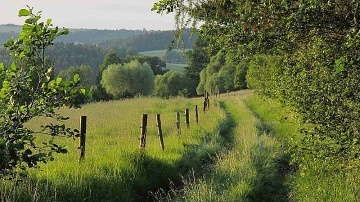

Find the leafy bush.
xmin=0 ymin=7 xmax=84 ymax=178
xmin=101 ymin=60 xmax=155 ymax=98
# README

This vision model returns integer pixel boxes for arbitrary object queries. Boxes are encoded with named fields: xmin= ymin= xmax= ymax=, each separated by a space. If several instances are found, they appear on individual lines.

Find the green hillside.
xmin=140 ymin=49 xmax=189 ymax=71
xmin=0 ymin=24 xmax=146 ymax=45
xmin=0 ymin=24 xmax=22 ymax=33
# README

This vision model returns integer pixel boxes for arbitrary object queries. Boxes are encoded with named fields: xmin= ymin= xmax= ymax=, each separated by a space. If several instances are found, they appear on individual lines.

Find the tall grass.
xmin=246 ymin=95 xmax=360 ymax=202
xmin=0 ymin=96 xmax=226 ymax=201
xmin=161 ymin=91 xmax=291 ymax=201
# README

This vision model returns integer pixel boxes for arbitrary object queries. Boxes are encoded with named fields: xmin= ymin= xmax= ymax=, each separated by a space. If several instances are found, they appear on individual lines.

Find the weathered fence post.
xmin=156 ymin=114 xmax=165 ymax=151
xmin=203 ymin=99 xmax=207 ymax=112
xmin=79 ymin=116 xmax=87 ymax=161
xmin=176 ymin=112 xmax=181 ymax=135
xmin=207 ymin=99 xmax=210 ymax=110
xmin=185 ymin=108 xmax=190 ymax=128
xmin=139 ymin=114 xmax=148 ymax=149
xmin=195 ymin=105 xmax=199 ymax=124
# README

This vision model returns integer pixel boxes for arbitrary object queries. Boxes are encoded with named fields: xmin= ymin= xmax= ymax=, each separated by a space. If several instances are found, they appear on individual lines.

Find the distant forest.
xmin=0 ymin=24 xmax=195 ymax=73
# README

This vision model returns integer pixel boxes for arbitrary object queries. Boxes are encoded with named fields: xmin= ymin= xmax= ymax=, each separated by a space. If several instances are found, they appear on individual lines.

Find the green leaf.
xmin=73 ymin=74 xmax=80 ymax=82
xmin=60 ymin=28 xmax=69 ymax=36
xmin=46 ymin=19 xmax=52 ymax=25
xmin=10 ymin=63 xmax=17 ymax=72
xmin=22 ymin=24 xmax=33 ymax=31
xmin=18 ymin=9 xmax=30 ymax=17
xmin=56 ymin=77 xmax=62 ymax=84
xmin=5 ymin=39 xmax=14 ymax=47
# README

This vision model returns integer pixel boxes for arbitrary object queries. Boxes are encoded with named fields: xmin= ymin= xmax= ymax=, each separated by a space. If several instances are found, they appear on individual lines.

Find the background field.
xmin=140 ymin=49 xmax=188 ymax=71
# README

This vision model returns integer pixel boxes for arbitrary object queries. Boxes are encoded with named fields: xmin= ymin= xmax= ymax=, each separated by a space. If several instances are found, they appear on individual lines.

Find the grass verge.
xmin=245 ymin=94 xmax=360 ymax=202
xmin=159 ymin=92 xmax=291 ymax=201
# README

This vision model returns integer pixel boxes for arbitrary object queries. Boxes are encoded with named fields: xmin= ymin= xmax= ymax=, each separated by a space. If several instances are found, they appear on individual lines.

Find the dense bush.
xmin=101 ymin=60 xmax=155 ymax=98
xmin=154 ymin=71 xmax=192 ymax=98
xmin=153 ymin=0 xmax=360 ymax=170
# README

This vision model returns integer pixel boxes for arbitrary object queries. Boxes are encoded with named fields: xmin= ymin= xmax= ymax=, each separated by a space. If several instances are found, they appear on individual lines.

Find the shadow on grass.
xmin=4 ymin=101 xmax=242 ymax=202
xmin=218 ymin=101 xmax=237 ymax=148
xmin=245 ymin=103 xmax=293 ymax=202
xmin=7 ymin=150 xmax=180 ymax=202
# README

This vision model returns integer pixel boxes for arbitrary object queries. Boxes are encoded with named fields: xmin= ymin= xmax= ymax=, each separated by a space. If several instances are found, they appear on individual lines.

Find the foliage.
xmin=48 ymin=43 xmax=104 ymax=74
xmin=124 ymin=55 xmax=168 ymax=75
xmin=101 ymin=60 xmax=155 ymax=98
xmin=163 ymin=50 xmax=188 ymax=64
xmin=97 ymin=29 xmax=195 ymax=55
xmin=97 ymin=52 xmax=122 ymax=83
xmin=0 ymin=7 xmax=84 ymax=178
xmin=0 ymin=24 xmax=146 ymax=45
xmin=246 ymin=54 xmax=284 ymax=97
xmin=170 ymin=94 xmax=289 ymax=201
xmin=196 ymin=50 xmax=248 ymax=95
xmin=0 ymin=95 xmax=225 ymax=201
xmin=153 ymin=0 xmax=360 ymax=170
xmin=0 ymin=27 xmax=195 ymax=76
xmin=154 ymin=70 xmax=192 ymax=98
xmin=58 ymin=65 xmax=96 ymax=88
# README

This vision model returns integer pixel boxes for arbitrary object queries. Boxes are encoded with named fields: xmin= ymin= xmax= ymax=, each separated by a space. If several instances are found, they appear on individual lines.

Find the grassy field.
xmin=139 ymin=49 xmax=188 ymax=58
xmin=166 ymin=63 xmax=186 ymax=71
xmin=243 ymin=95 xmax=360 ymax=202
xmin=2 ymin=91 xmax=359 ymax=201
xmin=151 ymin=92 xmax=293 ymax=201
xmin=1 ymin=96 xmax=227 ymax=201
xmin=140 ymin=49 xmax=188 ymax=72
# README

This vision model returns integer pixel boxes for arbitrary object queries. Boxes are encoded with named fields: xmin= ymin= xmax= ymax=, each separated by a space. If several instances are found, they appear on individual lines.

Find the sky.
xmin=0 ymin=0 xmax=176 ymax=30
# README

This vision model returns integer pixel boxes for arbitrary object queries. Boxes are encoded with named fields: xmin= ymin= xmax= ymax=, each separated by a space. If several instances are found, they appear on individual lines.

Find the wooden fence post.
xmin=176 ymin=112 xmax=181 ymax=135
xmin=203 ymin=99 xmax=207 ymax=112
xmin=139 ymin=114 xmax=148 ymax=149
xmin=206 ymin=92 xmax=210 ymax=110
xmin=79 ymin=116 xmax=87 ymax=161
xmin=195 ymin=105 xmax=199 ymax=124
xmin=156 ymin=114 xmax=165 ymax=151
xmin=185 ymin=108 xmax=190 ymax=128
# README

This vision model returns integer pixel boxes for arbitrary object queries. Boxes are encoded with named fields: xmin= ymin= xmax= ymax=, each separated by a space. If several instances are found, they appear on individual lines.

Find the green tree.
xmin=93 ymin=53 xmax=122 ymax=101
xmin=153 ymin=0 xmax=360 ymax=168
xmin=58 ymin=65 xmax=96 ymax=88
xmin=97 ymin=52 xmax=122 ymax=83
xmin=154 ymin=70 xmax=191 ymax=98
xmin=124 ymin=55 xmax=167 ymax=75
xmin=126 ymin=46 xmax=138 ymax=56
xmin=101 ymin=60 xmax=155 ymax=98
xmin=0 ymin=7 xmax=84 ymax=178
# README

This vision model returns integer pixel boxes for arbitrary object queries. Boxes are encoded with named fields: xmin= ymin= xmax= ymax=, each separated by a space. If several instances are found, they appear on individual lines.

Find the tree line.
xmin=153 ymin=0 xmax=360 ymax=172
xmin=0 ymin=5 xmax=246 ymax=178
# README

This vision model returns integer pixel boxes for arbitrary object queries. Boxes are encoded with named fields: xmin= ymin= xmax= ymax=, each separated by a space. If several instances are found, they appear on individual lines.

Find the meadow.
xmin=153 ymin=91 xmax=294 ymax=201
xmin=2 ymin=90 xmax=360 ymax=201
xmin=139 ymin=49 xmax=188 ymax=72
xmin=0 ymin=95 xmax=227 ymax=201
xmin=154 ymin=92 xmax=360 ymax=202
xmin=243 ymin=95 xmax=360 ymax=202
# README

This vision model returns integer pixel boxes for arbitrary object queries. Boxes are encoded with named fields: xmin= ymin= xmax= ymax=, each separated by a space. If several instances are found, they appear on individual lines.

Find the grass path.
xmin=1 ymin=92 xmax=295 ymax=201
xmin=164 ymin=92 xmax=291 ymax=201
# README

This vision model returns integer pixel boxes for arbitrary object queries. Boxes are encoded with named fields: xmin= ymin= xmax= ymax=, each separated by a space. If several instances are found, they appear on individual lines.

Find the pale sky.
xmin=0 ymin=0 xmax=176 ymax=30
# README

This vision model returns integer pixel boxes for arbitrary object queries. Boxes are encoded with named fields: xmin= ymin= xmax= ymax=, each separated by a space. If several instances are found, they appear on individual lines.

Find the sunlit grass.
xmin=1 ymin=96 xmax=226 ymax=201
xmin=168 ymin=92 xmax=292 ymax=201
xmin=245 ymin=95 xmax=360 ymax=202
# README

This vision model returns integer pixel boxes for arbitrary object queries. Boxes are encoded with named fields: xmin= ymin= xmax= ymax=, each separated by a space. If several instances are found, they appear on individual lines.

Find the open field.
xmin=139 ymin=49 xmax=188 ymax=58
xmin=1 ymin=95 xmax=227 ymax=201
xmin=2 ymin=90 xmax=360 ymax=201
xmin=165 ymin=63 xmax=187 ymax=71
xmin=139 ymin=49 xmax=188 ymax=71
